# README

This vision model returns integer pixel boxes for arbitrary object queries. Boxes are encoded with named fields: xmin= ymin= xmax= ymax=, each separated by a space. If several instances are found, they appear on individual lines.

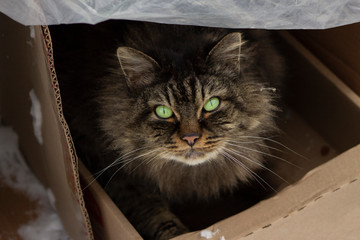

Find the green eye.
xmin=155 ymin=106 xmax=173 ymax=119
xmin=204 ymin=97 xmax=220 ymax=112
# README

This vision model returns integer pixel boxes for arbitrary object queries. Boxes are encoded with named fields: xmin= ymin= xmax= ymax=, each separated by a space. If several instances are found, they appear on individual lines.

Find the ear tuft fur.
xmin=206 ymin=32 xmax=243 ymax=73
xmin=117 ymin=47 xmax=160 ymax=88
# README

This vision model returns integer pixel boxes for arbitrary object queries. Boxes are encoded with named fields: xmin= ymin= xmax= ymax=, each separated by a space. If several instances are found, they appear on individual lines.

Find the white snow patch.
xmin=0 ymin=127 xmax=44 ymax=200
xmin=18 ymin=211 xmax=70 ymax=240
xmin=200 ymin=230 xmax=213 ymax=239
xmin=200 ymin=229 xmax=220 ymax=239
xmin=220 ymin=236 xmax=226 ymax=240
xmin=0 ymin=126 xmax=69 ymax=240
xmin=29 ymin=89 xmax=43 ymax=145
xmin=47 ymin=188 xmax=57 ymax=210
xmin=29 ymin=26 xmax=35 ymax=39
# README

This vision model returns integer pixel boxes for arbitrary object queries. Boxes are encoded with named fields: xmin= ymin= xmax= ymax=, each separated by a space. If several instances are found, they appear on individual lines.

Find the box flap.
xmin=0 ymin=13 xmax=93 ymax=239
xmin=173 ymin=145 xmax=360 ymax=240
xmin=79 ymin=161 xmax=142 ymax=240
xmin=241 ymin=178 xmax=360 ymax=240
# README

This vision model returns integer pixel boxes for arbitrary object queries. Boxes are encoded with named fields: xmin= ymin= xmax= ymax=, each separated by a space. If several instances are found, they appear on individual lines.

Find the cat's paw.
xmin=154 ymin=219 xmax=188 ymax=240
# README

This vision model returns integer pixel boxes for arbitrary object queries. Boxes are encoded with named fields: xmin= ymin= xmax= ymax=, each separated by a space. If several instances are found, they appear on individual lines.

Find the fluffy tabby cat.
xmin=51 ymin=20 xmax=284 ymax=240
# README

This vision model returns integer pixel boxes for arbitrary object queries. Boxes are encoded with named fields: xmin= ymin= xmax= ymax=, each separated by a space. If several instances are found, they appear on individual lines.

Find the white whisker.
xmin=224 ymin=141 xmax=301 ymax=169
xmin=221 ymin=151 xmax=276 ymax=192
xmin=104 ymin=148 xmax=164 ymax=189
xmin=223 ymin=147 xmax=289 ymax=185
xmin=82 ymin=146 xmax=154 ymax=191
xmin=256 ymin=143 xmax=286 ymax=154
xmin=130 ymin=150 xmax=167 ymax=174
xmin=225 ymin=139 xmax=265 ymax=144
xmin=237 ymin=135 xmax=310 ymax=161
xmin=92 ymin=146 xmax=153 ymax=177
xmin=227 ymin=138 xmax=286 ymax=154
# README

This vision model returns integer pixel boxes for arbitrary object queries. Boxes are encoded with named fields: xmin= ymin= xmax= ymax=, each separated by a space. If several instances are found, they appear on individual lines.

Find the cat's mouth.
xmin=184 ymin=149 xmax=205 ymax=159
xmin=169 ymin=147 xmax=219 ymax=166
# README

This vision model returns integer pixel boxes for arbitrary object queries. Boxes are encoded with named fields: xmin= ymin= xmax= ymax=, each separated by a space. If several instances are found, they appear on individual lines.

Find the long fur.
xmin=51 ymin=20 xmax=284 ymax=239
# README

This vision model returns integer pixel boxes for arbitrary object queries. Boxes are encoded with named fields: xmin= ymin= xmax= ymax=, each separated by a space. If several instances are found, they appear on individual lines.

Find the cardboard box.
xmin=291 ymin=24 xmax=360 ymax=96
xmin=0 ymin=14 xmax=93 ymax=240
xmin=1 ymin=13 xmax=359 ymax=240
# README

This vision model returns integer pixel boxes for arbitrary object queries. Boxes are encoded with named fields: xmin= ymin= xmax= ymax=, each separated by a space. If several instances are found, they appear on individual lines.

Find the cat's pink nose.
xmin=181 ymin=133 xmax=201 ymax=147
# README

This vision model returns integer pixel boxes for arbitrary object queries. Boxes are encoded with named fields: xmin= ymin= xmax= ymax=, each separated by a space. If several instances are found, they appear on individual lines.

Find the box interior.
xmin=173 ymin=32 xmax=360 ymax=239
xmin=49 ymin=24 xmax=359 ymax=239
xmin=1 ymin=13 xmax=359 ymax=240
xmin=291 ymin=23 xmax=360 ymax=96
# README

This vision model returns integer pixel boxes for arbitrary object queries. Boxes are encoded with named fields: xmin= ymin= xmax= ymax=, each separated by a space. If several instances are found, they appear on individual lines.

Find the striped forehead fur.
xmin=93 ymin=24 xmax=283 ymax=200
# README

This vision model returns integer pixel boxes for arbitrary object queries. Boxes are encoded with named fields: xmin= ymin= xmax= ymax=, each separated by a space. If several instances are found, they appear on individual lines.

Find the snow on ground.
xmin=200 ymin=229 xmax=226 ymax=240
xmin=0 ymin=126 xmax=70 ymax=240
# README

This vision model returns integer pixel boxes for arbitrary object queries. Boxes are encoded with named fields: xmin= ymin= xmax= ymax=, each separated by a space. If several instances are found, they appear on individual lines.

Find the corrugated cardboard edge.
xmin=240 ymin=171 xmax=360 ymax=240
xmin=238 ymin=145 xmax=360 ymax=239
xmin=173 ymin=145 xmax=360 ymax=240
xmin=40 ymin=26 xmax=94 ymax=240
xmin=79 ymin=161 xmax=143 ymax=240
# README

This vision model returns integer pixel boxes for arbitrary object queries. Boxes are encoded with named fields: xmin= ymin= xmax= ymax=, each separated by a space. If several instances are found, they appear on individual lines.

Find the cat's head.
xmin=101 ymin=32 xmax=278 ymax=169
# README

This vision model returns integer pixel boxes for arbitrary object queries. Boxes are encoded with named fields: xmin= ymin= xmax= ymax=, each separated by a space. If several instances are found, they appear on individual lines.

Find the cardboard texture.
xmin=243 ymin=179 xmax=360 ymax=240
xmin=0 ymin=176 xmax=38 ymax=240
xmin=292 ymin=23 xmax=360 ymax=96
xmin=0 ymin=12 xmax=359 ymax=240
xmin=0 ymin=14 xmax=93 ymax=239
xmin=173 ymin=32 xmax=360 ymax=240
xmin=279 ymin=31 xmax=360 ymax=152
xmin=79 ymin=161 xmax=142 ymax=240
xmin=173 ymin=146 xmax=360 ymax=240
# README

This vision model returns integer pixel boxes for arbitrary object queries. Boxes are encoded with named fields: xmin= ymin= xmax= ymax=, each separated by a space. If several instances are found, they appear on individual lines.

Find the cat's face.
xmin=103 ymin=32 xmax=277 ymax=167
xmin=134 ymin=73 xmax=273 ymax=166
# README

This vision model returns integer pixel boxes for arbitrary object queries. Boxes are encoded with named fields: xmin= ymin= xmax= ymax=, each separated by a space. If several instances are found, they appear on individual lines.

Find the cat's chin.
xmin=169 ymin=149 xmax=219 ymax=166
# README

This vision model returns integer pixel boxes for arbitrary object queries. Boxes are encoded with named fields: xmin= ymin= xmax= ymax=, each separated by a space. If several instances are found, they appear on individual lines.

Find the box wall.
xmin=280 ymin=32 xmax=360 ymax=152
xmin=292 ymin=23 xmax=360 ymax=96
xmin=1 ymin=12 xmax=360 ymax=240
xmin=0 ymin=14 xmax=93 ymax=240
xmin=173 ymin=145 xmax=360 ymax=240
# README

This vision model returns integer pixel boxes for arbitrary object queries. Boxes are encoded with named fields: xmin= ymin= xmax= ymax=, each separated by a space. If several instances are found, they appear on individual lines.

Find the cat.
xmin=51 ymin=20 xmax=284 ymax=240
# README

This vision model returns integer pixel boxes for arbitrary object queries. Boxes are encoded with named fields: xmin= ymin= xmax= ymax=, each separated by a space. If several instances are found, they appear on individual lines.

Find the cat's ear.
xmin=206 ymin=32 xmax=243 ymax=73
xmin=117 ymin=47 xmax=160 ymax=88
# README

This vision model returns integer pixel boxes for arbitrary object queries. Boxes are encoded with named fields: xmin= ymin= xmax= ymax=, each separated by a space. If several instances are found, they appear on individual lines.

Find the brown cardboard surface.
xmin=291 ymin=23 xmax=360 ymax=96
xmin=1 ymin=12 xmax=360 ymax=240
xmin=280 ymin=32 xmax=360 ymax=153
xmin=173 ymin=145 xmax=360 ymax=240
xmin=172 ymin=32 xmax=360 ymax=239
xmin=242 ymin=179 xmax=360 ymax=240
xmin=75 ymin=30 xmax=360 ymax=239
xmin=0 ymin=177 xmax=37 ymax=240
xmin=0 ymin=13 xmax=93 ymax=239
xmin=0 ymin=16 xmax=45 ymax=184
xmin=78 ymin=105 xmax=339 ymax=239
xmin=269 ymin=110 xmax=338 ymax=191
xmin=79 ymin=161 xmax=142 ymax=240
